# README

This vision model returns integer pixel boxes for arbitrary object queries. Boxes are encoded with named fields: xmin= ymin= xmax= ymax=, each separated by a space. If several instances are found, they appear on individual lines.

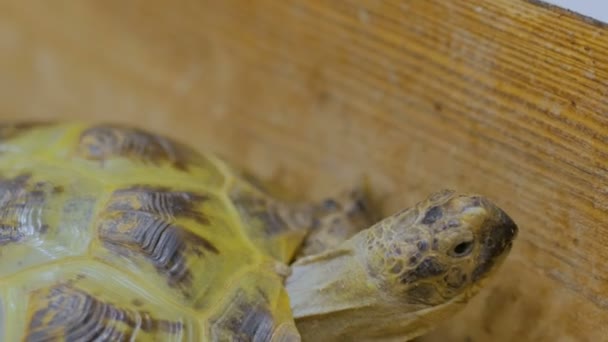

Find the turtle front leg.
xmin=229 ymin=172 xmax=376 ymax=263
xmin=296 ymin=187 xmax=378 ymax=257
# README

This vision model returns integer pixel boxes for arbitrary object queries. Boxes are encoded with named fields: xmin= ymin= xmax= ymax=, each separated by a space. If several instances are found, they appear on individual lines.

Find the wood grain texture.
xmin=0 ymin=1 xmax=606 ymax=341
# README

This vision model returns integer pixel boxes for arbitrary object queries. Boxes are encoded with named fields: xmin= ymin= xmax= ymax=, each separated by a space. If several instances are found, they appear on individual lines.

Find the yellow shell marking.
xmin=0 ymin=122 xmax=299 ymax=341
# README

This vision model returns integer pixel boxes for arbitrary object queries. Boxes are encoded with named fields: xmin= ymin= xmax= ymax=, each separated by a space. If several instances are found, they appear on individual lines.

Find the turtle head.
xmin=362 ymin=190 xmax=518 ymax=307
xmin=287 ymin=190 xmax=517 ymax=340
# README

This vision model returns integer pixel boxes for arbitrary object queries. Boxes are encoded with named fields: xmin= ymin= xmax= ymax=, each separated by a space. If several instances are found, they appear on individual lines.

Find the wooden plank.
xmin=0 ymin=0 xmax=606 ymax=340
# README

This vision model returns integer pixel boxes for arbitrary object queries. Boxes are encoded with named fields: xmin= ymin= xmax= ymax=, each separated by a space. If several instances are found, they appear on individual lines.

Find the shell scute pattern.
xmin=0 ymin=122 xmax=229 ymax=191
xmin=0 ymin=122 xmax=56 ymax=142
xmin=0 ymin=164 xmax=102 ymax=279
xmin=77 ymin=123 xmax=197 ymax=171
xmin=0 ymin=173 xmax=48 ymax=245
xmin=0 ymin=122 xmax=294 ymax=341
xmin=96 ymin=185 xmax=221 ymax=293
xmin=209 ymin=289 xmax=275 ymax=342
xmin=25 ymin=282 xmax=184 ymax=341
xmin=74 ymin=123 xmax=227 ymax=190
xmin=107 ymin=185 xmax=211 ymax=225
xmin=13 ymin=263 xmax=196 ymax=342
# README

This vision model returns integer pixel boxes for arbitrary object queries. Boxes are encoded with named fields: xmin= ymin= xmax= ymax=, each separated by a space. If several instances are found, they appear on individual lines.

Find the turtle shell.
xmin=0 ymin=122 xmax=301 ymax=341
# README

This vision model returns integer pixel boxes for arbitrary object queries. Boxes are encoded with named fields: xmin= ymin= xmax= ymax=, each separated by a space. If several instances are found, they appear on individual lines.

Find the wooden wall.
xmin=0 ymin=1 xmax=606 ymax=340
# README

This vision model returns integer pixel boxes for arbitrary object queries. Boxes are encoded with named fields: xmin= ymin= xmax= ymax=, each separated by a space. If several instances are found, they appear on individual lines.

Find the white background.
xmin=544 ymin=0 xmax=608 ymax=23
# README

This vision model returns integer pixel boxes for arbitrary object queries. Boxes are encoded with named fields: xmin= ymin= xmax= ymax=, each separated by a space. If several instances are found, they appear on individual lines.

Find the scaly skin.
xmin=287 ymin=190 xmax=518 ymax=341
xmin=297 ymin=187 xmax=377 ymax=257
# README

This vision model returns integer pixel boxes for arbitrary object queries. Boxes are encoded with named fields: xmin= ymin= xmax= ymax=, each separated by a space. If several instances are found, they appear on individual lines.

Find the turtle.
xmin=0 ymin=121 xmax=518 ymax=342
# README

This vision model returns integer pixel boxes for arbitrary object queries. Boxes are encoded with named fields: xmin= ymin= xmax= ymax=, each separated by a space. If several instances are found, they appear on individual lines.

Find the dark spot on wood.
xmin=572 ymin=238 xmax=580 ymax=246
xmin=25 ymin=283 xmax=183 ymax=341
xmin=77 ymin=124 xmax=201 ymax=171
xmin=433 ymin=102 xmax=443 ymax=112
xmin=400 ymin=257 xmax=446 ymax=284
xmin=98 ymin=186 xmax=218 ymax=290
xmin=317 ymin=89 xmax=331 ymax=104
xmin=209 ymin=290 xmax=276 ymax=341
xmin=0 ymin=174 xmax=53 ymax=245
xmin=421 ymin=206 xmax=443 ymax=225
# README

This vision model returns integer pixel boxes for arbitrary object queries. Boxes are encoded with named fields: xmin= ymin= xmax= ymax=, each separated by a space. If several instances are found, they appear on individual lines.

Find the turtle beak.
xmin=471 ymin=204 xmax=518 ymax=282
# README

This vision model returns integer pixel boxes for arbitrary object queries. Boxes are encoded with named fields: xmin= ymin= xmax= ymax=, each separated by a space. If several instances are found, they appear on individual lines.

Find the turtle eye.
xmin=450 ymin=240 xmax=474 ymax=257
